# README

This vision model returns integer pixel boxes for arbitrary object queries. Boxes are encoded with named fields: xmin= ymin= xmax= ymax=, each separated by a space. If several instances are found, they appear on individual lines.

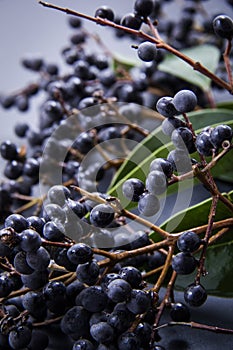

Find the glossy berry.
xmin=184 ymin=283 xmax=207 ymax=307
xmin=156 ymin=96 xmax=178 ymax=118
xmin=210 ymin=124 xmax=233 ymax=148
xmin=137 ymin=41 xmax=157 ymax=62
xmin=122 ymin=178 xmax=145 ymax=202
xmin=134 ymin=0 xmax=154 ymax=17
xmin=4 ymin=160 xmax=23 ymax=180
xmin=19 ymin=229 xmax=42 ymax=252
xmin=213 ymin=15 xmax=233 ymax=40
xmin=171 ymin=127 xmax=196 ymax=153
xmin=170 ymin=302 xmax=190 ymax=322
xmin=95 ymin=6 xmax=114 ymax=21
xmin=149 ymin=158 xmax=174 ymax=178
xmin=5 ymin=213 xmax=28 ymax=232
xmin=73 ymin=339 xmax=94 ymax=350
xmin=121 ymin=13 xmax=142 ymax=30
xmin=119 ymin=266 xmax=142 ymax=289
xmin=173 ymin=89 xmax=197 ymax=113
xmin=0 ymin=140 xmax=18 ymax=160
xmin=172 ymin=252 xmax=197 ymax=275
xmin=90 ymin=204 xmax=115 ymax=228
xmin=177 ymin=231 xmax=202 ymax=253
xmin=138 ymin=193 xmax=160 ymax=216
xmin=67 ymin=243 xmax=93 ymax=265
xmin=195 ymin=131 xmax=214 ymax=156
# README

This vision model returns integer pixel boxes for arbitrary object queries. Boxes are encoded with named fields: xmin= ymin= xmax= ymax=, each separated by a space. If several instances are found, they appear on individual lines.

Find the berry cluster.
xmin=0 ymin=0 xmax=233 ymax=349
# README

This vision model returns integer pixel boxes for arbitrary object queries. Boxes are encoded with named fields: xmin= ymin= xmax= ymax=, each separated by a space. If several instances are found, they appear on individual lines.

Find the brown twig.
xmin=155 ymin=321 xmax=233 ymax=334
xmin=223 ymin=39 xmax=233 ymax=88
xmin=195 ymin=195 xmax=219 ymax=284
xmin=38 ymin=1 xmax=233 ymax=93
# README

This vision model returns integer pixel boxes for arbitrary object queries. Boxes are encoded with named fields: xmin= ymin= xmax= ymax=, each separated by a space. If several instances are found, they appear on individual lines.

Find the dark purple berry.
xmin=173 ymin=89 xmax=197 ymax=113
xmin=213 ymin=15 xmax=233 ymax=40
xmin=177 ymin=231 xmax=202 ymax=253
xmin=184 ymin=283 xmax=207 ymax=307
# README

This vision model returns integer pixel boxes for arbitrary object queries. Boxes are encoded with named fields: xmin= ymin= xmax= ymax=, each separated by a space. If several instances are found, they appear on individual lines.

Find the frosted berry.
xmin=173 ymin=89 xmax=197 ymax=113
xmin=138 ymin=193 xmax=160 ymax=216
xmin=137 ymin=41 xmax=157 ymax=62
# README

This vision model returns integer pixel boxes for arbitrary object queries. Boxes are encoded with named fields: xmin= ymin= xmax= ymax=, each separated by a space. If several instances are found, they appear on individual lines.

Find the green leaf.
xmin=158 ymin=45 xmax=220 ymax=91
xmin=158 ymin=190 xmax=233 ymax=235
xmin=108 ymin=109 xmax=233 ymax=197
xmin=217 ymin=101 xmax=233 ymax=110
xmin=159 ymin=191 xmax=233 ymax=297
xmin=112 ymin=53 xmax=139 ymax=72
xmin=175 ymin=240 xmax=233 ymax=297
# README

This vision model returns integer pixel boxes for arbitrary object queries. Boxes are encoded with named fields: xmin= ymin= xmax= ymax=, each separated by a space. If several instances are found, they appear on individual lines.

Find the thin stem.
xmin=155 ymin=321 xmax=233 ymax=334
xmin=38 ymin=1 xmax=233 ymax=93
xmin=195 ymin=195 xmax=219 ymax=284
xmin=71 ymin=185 xmax=170 ymax=239
xmin=152 ymin=245 xmax=175 ymax=294
xmin=223 ymin=39 xmax=233 ymax=88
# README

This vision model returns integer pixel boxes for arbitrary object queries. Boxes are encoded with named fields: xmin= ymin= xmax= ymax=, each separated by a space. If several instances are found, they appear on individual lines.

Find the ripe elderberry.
xmin=184 ymin=283 xmax=207 ymax=307
xmin=137 ymin=41 xmax=157 ymax=62
xmin=213 ymin=14 xmax=233 ymax=40
xmin=173 ymin=89 xmax=197 ymax=113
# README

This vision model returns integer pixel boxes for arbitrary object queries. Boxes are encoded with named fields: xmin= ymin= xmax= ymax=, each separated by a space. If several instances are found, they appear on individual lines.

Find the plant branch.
xmin=223 ymin=39 xmax=233 ymax=88
xmin=155 ymin=321 xmax=233 ymax=334
xmin=38 ymin=1 xmax=233 ymax=93
xmin=195 ymin=195 xmax=219 ymax=284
